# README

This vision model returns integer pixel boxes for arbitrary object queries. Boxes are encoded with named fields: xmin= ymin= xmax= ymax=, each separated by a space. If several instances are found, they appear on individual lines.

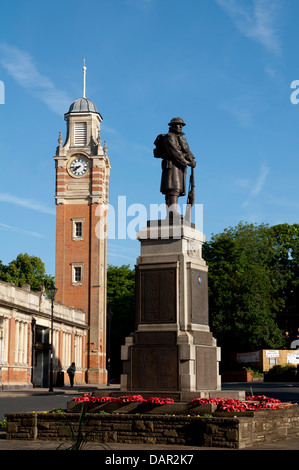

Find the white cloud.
xmin=220 ymin=93 xmax=263 ymax=127
xmin=250 ymin=162 xmax=269 ymax=197
xmin=240 ymin=162 xmax=270 ymax=207
xmin=0 ymin=43 xmax=71 ymax=114
xmin=221 ymin=98 xmax=253 ymax=127
xmin=0 ymin=222 xmax=43 ymax=238
xmin=107 ymin=248 xmax=135 ymax=262
xmin=0 ymin=192 xmax=55 ymax=215
xmin=101 ymin=123 xmax=153 ymax=162
xmin=215 ymin=0 xmax=282 ymax=55
xmin=107 ymin=243 xmax=138 ymax=264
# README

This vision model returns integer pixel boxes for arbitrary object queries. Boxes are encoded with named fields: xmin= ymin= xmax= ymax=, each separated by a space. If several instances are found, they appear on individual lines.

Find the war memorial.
xmin=120 ymin=117 xmax=224 ymax=400
xmin=5 ymin=115 xmax=299 ymax=449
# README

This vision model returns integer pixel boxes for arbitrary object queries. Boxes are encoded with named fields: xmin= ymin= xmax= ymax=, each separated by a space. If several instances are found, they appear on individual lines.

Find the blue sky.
xmin=0 ymin=0 xmax=298 ymax=277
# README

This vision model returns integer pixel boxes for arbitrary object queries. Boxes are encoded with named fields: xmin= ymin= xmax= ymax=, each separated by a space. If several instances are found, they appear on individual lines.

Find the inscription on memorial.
xmin=196 ymin=346 xmax=218 ymax=390
xmin=131 ymin=346 xmax=178 ymax=391
xmin=135 ymin=331 xmax=177 ymax=345
xmin=191 ymin=269 xmax=208 ymax=325
xmin=140 ymin=268 xmax=176 ymax=323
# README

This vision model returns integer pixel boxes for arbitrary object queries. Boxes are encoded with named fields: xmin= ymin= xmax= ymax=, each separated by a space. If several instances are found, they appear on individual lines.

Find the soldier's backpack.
xmin=153 ymin=134 xmax=165 ymax=158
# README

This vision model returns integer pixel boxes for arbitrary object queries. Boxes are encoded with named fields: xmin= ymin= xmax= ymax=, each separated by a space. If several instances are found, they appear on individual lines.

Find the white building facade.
xmin=0 ymin=281 xmax=87 ymax=389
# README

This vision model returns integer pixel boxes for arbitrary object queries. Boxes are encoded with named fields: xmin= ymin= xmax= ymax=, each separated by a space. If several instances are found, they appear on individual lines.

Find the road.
xmin=222 ymin=381 xmax=299 ymax=404
xmin=0 ymin=382 xmax=298 ymax=422
xmin=0 ymin=392 xmax=73 ymax=421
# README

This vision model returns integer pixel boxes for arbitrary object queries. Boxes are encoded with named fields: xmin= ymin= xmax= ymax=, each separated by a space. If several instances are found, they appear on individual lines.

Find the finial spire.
xmin=82 ymin=59 xmax=86 ymax=98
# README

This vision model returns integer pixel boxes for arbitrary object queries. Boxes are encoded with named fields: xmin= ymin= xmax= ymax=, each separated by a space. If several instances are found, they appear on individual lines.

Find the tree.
xmin=106 ymin=264 xmax=135 ymax=379
xmin=0 ymin=253 xmax=54 ymax=293
xmin=202 ymin=222 xmax=286 ymax=353
xmin=268 ymin=224 xmax=299 ymax=341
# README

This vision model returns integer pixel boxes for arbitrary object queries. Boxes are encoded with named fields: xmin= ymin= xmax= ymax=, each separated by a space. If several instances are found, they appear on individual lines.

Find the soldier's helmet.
xmin=168 ymin=117 xmax=186 ymax=127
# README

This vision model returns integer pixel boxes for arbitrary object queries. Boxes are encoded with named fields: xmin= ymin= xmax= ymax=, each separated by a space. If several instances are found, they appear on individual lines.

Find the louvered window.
xmin=74 ymin=122 xmax=87 ymax=146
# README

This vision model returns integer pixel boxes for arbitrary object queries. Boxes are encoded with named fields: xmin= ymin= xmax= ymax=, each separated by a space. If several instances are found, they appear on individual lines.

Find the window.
xmin=74 ymin=122 xmax=87 ymax=146
xmin=72 ymin=264 xmax=83 ymax=285
xmin=72 ymin=219 xmax=84 ymax=240
xmin=74 ymin=266 xmax=82 ymax=283
xmin=75 ymin=221 xmax=82 ymax=238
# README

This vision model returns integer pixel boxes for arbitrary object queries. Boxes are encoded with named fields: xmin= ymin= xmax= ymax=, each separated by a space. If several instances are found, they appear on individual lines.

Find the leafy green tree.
xmin=268 ymin=224 xmax=299 ymax=340
xmin=203 ymin=222 xmax=286 ymax=353
xmin=0 ymin=253 xmax=54 ymax=292
xmin=107 ymin=264 xmax=135 ymax=379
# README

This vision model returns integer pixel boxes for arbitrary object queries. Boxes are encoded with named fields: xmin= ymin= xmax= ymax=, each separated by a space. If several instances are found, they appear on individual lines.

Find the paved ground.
xmin=0 ymin=384 xmax=298 ymax=452
xmin=0 ymin=433 xmax=299 ymax=451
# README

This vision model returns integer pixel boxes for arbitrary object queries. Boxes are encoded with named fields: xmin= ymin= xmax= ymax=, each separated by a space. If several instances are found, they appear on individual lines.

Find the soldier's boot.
xmin=166 ymin=195 xmax=182 ymax=223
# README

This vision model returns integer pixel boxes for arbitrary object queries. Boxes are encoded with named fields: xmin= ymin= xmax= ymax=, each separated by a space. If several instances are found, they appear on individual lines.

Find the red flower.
xmin=72 ymin=394 xmax=284 ymax=412
xmin=146 ymin=397 xmax=175 ymax=405
xmin=115 ymin=395 xmax=145 ymax=403
xmin=90 ymin=396 xmax=116 ymax=403
xmin=191 ymin=396 xmax=283 ymax=412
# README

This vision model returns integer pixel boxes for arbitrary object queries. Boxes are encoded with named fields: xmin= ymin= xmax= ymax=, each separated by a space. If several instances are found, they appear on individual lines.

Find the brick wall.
xmin=5 ymin=407 xmax=299 ymax=449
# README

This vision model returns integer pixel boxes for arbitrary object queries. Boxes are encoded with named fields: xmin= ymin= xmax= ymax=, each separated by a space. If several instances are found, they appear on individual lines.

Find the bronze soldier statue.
xmin=154 ymin=117 xmax=196 ymax=218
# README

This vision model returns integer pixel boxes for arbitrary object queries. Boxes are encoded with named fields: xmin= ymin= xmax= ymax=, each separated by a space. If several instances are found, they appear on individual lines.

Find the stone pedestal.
xmin=120 ymin=219 xmax=222 ymax=401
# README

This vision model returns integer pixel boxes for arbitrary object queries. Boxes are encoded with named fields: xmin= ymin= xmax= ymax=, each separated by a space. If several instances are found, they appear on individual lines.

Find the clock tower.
xmin=54 ymin=65 xmax=111 ymax=384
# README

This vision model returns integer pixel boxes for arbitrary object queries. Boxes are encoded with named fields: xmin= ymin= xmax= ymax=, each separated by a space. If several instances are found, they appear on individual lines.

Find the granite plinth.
xmin=120 ymin=220 xmax=222 ymax=399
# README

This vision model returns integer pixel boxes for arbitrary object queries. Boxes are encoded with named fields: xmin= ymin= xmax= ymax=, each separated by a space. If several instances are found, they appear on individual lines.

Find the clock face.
xmin=69 ymin=157 xmax=89 ymax=176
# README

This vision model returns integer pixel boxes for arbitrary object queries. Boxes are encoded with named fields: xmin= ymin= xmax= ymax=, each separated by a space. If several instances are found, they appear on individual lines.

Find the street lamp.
xmin=48 ymin=285 xmax=58 ymax=392
xmin=107 ymin=308 xmax=113 ymax=386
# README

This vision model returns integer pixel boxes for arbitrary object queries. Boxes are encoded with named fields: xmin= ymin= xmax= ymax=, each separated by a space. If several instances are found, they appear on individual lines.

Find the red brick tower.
xmin=54 ymin=65 xmax=111 ymax=383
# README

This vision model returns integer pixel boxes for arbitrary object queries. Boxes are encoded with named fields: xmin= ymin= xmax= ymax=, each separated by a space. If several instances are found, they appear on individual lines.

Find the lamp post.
xmin=48 ymin=285 xmax=58 ymax=392
xmin=107 ymin=308 xmax=113 ymax=386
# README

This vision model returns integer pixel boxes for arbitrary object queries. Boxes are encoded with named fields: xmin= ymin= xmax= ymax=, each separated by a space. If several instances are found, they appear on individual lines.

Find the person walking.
xmin=67 ymin=362 xmax=76 ymax=387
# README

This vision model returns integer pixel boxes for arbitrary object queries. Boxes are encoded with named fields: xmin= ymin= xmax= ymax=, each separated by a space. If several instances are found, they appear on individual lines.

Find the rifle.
xmin=185 ymin=166 xmax=195 ymax=222
xmin=187 ymin=166 xmax=195 ymax=207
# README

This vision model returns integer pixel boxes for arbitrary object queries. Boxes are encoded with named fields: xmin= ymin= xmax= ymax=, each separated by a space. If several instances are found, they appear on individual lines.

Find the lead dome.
xmin=67 ymin=97 xmax=99 ymax=114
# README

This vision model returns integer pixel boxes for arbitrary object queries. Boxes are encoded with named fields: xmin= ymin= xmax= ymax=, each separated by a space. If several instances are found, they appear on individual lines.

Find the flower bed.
xmin=72 ymin=393 xmax=293 ymax=412
xmin=191 ymin=395 xmax=287 ymax=412
xmin=73 ymin=394 xmax=175 ymax=405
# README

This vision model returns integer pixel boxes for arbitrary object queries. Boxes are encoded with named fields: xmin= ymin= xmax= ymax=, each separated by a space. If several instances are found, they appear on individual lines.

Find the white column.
xmin=14 ymin=320 xmax=19 ymax=363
